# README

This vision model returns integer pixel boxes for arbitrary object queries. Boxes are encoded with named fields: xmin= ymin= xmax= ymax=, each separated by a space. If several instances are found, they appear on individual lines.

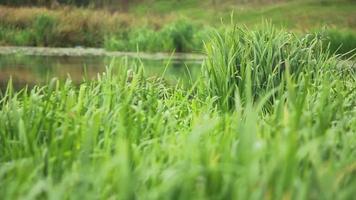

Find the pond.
xmin=0 ymin=54 xmax=202 ymax=92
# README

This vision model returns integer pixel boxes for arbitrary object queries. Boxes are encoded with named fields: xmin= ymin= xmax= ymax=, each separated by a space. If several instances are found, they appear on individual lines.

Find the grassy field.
xmin=132 ymin=0 xmax=356 ymax=29
xmin=1 ymin=24 xmax=355 ymax=199
xmin=0 ymin=0 xmax=355 ymax=53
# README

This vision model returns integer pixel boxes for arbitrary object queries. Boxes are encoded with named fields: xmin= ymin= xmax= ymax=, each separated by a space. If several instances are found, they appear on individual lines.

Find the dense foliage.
xmin=322 ymin=29 xmax=356 ymax=57
xmin=1 ymin=0 xmax=355 ymax=53
xmin=0 ymin=25 xmax=355 ymax=199
xmin=0 ymin=0 xmax=127 ymax=7
xmin=104 ymin=20 xmax=210 ymax=52
xmin=0 ymin=6 xmax=208 ymax=52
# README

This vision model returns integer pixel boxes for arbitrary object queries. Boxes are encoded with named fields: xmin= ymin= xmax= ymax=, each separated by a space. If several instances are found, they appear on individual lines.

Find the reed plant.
xmin=202 ymin=24 xmax=340 ymax=111
xmin=0 ymin=25 xmax=355 ymax=199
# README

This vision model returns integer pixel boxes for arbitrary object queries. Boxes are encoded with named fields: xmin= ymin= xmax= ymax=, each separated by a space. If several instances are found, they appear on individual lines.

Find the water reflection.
xmin=0 ymin=54 xmax=201 ymax=91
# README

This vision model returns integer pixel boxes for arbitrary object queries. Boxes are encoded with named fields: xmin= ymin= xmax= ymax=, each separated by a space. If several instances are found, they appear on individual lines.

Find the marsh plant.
xmin=104 ymin=19 xmax=209 ymax=52
xmin=203 ymin=25 xmax=338 ymax=110
xmin=0 ymin=25 xmax=355 ymax=199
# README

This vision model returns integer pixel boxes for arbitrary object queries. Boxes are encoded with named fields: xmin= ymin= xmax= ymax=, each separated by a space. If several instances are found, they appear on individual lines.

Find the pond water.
xmin=0 ymin=54 xmax=202 ymax=92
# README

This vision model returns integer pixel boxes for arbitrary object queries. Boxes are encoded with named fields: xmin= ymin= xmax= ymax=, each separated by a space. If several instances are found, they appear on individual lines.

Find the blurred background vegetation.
xmin=0 ymin=0 xmax=355 ymax=54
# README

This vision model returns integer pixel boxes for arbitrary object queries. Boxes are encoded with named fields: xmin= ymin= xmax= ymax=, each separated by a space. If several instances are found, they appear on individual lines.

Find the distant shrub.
xmin=0 ymin=27 xmax=34 ymax=46
xmin=104 ymin=19 xmax=207 ymax=52
xmin=104 ymin=35 xmax=123 ymax=51
xmin=320 ymin=29 xmax=356 ymax=57
xmin=0 ymin=14 xmax=57 ymax=46
xmin=192 ymin=27 xmax=215 ymax=53
xmin=11 ymin=30 xmax=34 ymax=45
xmin=160 ymin=20 xmax=195 ymax=52
xmin=129 ymin=28 xmax=162 ymax=51
xmin=32 ymin=14 xmax=57 ymax=46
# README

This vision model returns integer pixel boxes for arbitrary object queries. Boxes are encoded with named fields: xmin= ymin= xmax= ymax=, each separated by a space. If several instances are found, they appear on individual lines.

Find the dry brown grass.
xmin=0 ymin=5 xmax=178 ymax=46
xmin=0 ymin=6 xmax=47 ymax=27
xmin=0 ymin=5 xmax=175 ymax=30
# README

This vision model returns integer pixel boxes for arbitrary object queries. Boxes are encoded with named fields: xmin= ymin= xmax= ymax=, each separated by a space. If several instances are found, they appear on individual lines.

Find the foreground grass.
xmin=0 ymin=0 xmax=355 ymax=53
xmin=0 ymin=25 xmax=356 ymax=199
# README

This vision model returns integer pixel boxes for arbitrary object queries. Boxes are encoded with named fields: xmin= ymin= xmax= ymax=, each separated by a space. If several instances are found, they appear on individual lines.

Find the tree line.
xmin=0 ymin=0 xmax=296 ymax=9
xmin=0 ymin=0 xmax=131 ymax=8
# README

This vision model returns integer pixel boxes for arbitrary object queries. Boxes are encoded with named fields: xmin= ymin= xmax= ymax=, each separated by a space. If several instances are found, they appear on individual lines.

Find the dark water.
xmin=0 ymin=54 xmax=201 ymax=92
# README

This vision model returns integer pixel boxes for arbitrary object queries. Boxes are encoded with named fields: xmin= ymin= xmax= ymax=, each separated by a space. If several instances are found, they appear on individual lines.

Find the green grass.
xmin=132 ymin=0 xmax=356 ymax=30
xmin=203 ymin=24 xmax=331 ymax=110
xmin=0 ymin=0 xmax=355 ymax=52
xmin=0 ymin=27 xmax=34 ymax=46
xmin=226 ymin=0 xmax=356 ymax=29
xmin=104 ymin=19 xmax=211 ymax=53
xmin=319 ymin=28 xmax=356 ymax=56
xmin=1 ymin=24 xmax=356 ymax=199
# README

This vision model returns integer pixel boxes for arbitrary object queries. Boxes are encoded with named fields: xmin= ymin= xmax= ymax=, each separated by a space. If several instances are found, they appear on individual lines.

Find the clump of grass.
xmin=0 ymin=27 xmax=34 ymax=45
xmin=105 ymin=27 xmax=160 ymax=52
xmin=0 ymin=14 xmax=59 ymax=46
xmin=104 ymin=19 xmax=210 ymax=52
xmin=32 ymin=14 xmax=57 ymax=46
xmin=160 ymin=19 xmax=195 ymax=52
xmin=0 ymin=25 xmax=355 ymax=199
xmin=202 ymin=24 xmax=337 ymax=110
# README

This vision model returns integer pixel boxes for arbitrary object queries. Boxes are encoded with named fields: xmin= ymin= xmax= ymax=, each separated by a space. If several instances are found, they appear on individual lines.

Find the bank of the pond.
xmin=0 ymin=46 xmax=206 ymax=61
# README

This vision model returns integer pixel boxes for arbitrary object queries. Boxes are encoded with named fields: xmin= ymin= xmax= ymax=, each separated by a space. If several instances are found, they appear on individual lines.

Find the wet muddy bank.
xmin=0 ymin=46 xmax=206 ymax=61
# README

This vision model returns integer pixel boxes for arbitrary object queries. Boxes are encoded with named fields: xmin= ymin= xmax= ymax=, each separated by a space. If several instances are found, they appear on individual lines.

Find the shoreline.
xmin=0 ymin=46 xmax=206 ymax=61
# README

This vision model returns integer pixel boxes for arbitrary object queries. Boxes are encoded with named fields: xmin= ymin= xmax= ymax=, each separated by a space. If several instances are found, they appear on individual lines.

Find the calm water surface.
xmin=0 ymin=54 xmax=201 ymax=91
